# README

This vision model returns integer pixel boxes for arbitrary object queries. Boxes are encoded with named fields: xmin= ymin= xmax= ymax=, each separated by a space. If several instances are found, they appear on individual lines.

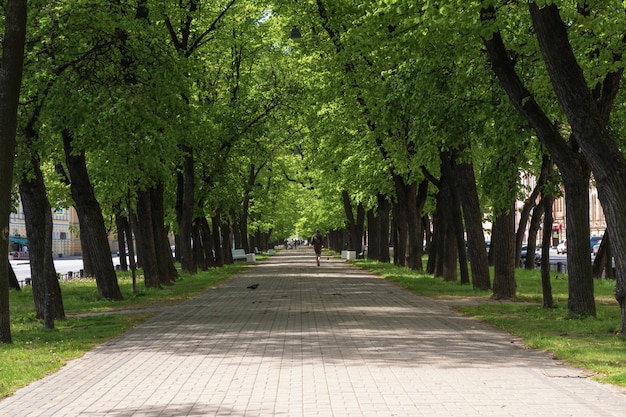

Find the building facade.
xmin=9 ymin=203 xmax=82 ymax=258
xmin=517 ymin=173 xmax=605 ymax=246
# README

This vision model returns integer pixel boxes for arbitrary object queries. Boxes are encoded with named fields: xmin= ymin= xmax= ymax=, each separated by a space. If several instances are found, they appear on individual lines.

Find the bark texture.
xmin=0 ymin=0 xmax=27 ymax=343
xmin=20 ymin=164 xmax=65 ymax=324
xmin=179 ymin=145 xmax=196 ymax=273
xmin=492 ymin=205 xmax=517 ymax=299
xmin=136 ymin=188 xmax=161 ymax=288
xmin=528 ymin=3 xmax=626 ymax=318
xmin=454 ymin=159 xmax=491 ymax=290
xmin=541 ymin=194 xmax=554 ymax=308
xmin=62 ymin=129 xmax=122 ymax=300
xmin=481 ymin=4 xmax=596 ymax=317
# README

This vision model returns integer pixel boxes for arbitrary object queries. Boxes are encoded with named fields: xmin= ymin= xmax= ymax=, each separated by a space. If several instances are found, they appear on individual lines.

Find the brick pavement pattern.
xmin=1 ymin=248 xmax=626 ymax=416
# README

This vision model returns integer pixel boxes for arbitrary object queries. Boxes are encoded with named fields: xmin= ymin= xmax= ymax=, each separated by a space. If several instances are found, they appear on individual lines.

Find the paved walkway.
xmin=2 ymin=249 xmax=626 ymax=417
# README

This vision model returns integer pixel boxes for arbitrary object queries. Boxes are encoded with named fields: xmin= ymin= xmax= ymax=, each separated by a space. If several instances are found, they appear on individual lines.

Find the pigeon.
xmin=247 ymin=283 xmax=259 ymax=289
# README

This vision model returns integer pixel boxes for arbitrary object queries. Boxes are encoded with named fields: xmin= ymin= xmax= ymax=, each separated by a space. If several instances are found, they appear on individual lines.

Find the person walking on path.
xmin=311 ymin=229 xmax=323 ymax=266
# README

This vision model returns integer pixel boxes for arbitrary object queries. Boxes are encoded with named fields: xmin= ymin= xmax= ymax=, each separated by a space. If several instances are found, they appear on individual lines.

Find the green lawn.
xmin=350 ymin=258 xmax=626 ymax=388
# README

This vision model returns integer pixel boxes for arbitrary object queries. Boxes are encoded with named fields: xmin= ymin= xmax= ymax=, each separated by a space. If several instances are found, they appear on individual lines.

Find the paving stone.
xmin=1 ymin=248 xmax=625 ymax=416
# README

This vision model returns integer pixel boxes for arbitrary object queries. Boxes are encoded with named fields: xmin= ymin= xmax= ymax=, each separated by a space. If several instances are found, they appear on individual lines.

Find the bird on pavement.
xmin=247 ymin=283 xmax=259 ymax=289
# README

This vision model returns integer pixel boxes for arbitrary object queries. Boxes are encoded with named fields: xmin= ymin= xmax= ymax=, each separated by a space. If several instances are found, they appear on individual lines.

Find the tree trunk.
xmin=222 ymin=221 xmax=233 ymax=264
xmin=114 ymin=205 xmax=128 ymax=271
xmin=240 ymin=164 xmax=255 ymax=254
xmin=136 ymin=188 xmax=161 ymax=288
xmin=80 ymin=237 xmax=94 ymax=277
xmin=341 ymin=190 xmax=365 ymax=253
xmin=179 ymin=145 xmax=196 ymax=273
xmin=192 ymin=218 xmax=204 ymax=270
xmin=367 ymin=194 xmax=390 ymax=263
xmin=454 ymin=159 xmax=491 ymax=290
xmin=592 ymin=230 xmax=613 ymax=279
xmin=427 ymin=210 xmax=441 ymax=275
xmin=482 ymin=5 xmax=596 ymax=318
xmin=19 ymin=163 xmax=65 ymax=323
xmin=540 ymin=194 xmax=554 ymax=308
xmin=441 ymin=152 xmax=468 ymax=284
xmin=431 ymin=171 xmax=458 ymax=282
xmin=376 ymin=194 xmax=391 ymax=263
xmin=366 ymin=208 xmax=379 ymax=260
xmin=150 ymin=185 xmax=178 ymax=284
xmin=492 ymin=205 xmax=517 ymax=299
xmin=409 ymin=180 xmax=428 ymax=271
xmin=199 ymin=216 xmax=214 ymax=268
xmin=564 ymin=177 xmax=596 ymax=317
xmin=525 ymin=197 xmax=544 ymax=270
xmin=516 ymin=155 xmax=551 ymax=266
xmin=0 ymin=0 xmax=27 ymax=343
xmin=526 ymin=160 xmax=555 ymax=272
xmin=529 ymin=2 xmax=626 ymax=323
xmin=442 ymin=221 xmax=458 ymax=282
xmin=391 ymin=201 xmax=407 ymax=267
xmin=392 ymin=175 xmax=423 ymax=269
xmin=264 ymin=229 xmax=272 ymax=252
xmin=8 ymin=264 xmax=20 ymax=291
xmin=175 ymin=171 xmax=184 ymax=263
xmin=125 ymin=206 xmax=138 ymax=294
xmin=231 ymin=209 xmax=244 ymax=249
xmin=130 ymin=212 xmax=142 ymax=269
xmin=212 ymin=213 xmax=225 ymax=267
xmin=337 ymin=229 xmax=349 ymax=253
xmin=62 ymin=129 xmax=122 ymax=301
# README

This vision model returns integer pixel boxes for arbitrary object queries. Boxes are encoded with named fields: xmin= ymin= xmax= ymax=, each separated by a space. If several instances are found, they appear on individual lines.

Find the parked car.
xmin=590 ymin=236 xmax=602 ymax=253
xmin=520 ymin=244 xmax=541 ymax=267
xmin=557 ymin=240 xmax=567 ymax=254
xmin=592 ymin=240 xmax=602 ymax=256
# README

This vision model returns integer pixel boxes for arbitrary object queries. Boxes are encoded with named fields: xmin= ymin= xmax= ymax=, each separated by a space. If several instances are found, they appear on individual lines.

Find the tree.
xmin=482 ymin=133 xmax=527 ymax=299
xmin=492 ymin=203 xmax=517 ymax=299
xmin=481 ymin=3 xmax=596 ymax=317
xmin=19 ymin=162 xmax=65 ymax=325
xmin=540 ymin=192 xmax=555 ymax=308
xmin=61 ymin=129 xmax=123 ymax=300
xmin=159 ymin=0 xmax=237 ymax=274
xmin=15 ymin=5 xmax=73 ymax=324
xmin=527 ymin=2 xmax=626 ymax=327
xmin=0 ymin=0 xmax=28 ymax=343
xmin=8 ymin=264 xmax=20 ymax=291
xmin=516 ymin=154 xmax=552 ymax=269
xmin=453 ymin=154 xmax=491 ymax=290
xmin=592 ymin=231 xmax=613 ymax=279
xmin=299 ymin=0 xmax=434 ymax=269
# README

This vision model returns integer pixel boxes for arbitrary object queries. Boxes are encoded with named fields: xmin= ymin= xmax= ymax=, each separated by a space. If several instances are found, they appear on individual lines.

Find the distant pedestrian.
xmin=311 ymin=230 xmax=323 ymax=266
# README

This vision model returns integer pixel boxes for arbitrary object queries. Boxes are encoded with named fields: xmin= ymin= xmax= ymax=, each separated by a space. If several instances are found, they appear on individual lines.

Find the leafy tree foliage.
xmin=7 ymin=0 xmax=626 ymax=334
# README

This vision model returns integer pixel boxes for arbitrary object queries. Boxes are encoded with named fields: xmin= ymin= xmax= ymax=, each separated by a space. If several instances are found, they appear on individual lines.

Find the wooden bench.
xmin=232 ymin=249 xmax=247 ymax=261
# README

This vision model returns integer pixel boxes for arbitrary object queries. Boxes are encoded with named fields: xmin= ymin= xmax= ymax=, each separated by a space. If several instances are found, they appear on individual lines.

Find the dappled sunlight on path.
xmin=1 ymin=247 xmax=625 ymax=416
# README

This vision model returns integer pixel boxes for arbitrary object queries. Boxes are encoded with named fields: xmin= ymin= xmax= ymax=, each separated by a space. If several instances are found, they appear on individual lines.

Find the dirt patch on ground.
xmin=65 ymin=301 xmax=178 ymax=317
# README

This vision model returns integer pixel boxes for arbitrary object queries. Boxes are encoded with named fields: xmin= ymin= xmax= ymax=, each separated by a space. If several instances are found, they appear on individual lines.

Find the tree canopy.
xmin=5 ymin=0 xmax=626 ymax=339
